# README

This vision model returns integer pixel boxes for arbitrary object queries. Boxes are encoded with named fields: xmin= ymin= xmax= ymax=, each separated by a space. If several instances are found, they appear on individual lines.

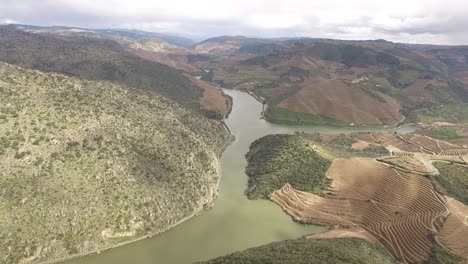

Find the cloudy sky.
xmin=1 ymin=0 xmax=468 ymax=44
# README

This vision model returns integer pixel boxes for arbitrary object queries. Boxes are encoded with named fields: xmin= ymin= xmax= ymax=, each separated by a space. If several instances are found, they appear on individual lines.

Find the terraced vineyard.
xmin=271 ymin=158 xmax=461 ymax=263
xmin=242 ymin=132 xmax=468 ymax=263
xmin=355 ymin=132 xmax=468 ymax=155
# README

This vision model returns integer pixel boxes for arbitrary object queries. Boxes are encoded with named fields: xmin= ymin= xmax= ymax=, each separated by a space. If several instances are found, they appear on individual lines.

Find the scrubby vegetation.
xmin=245 ymin=134 xmax=332 ymax=199
xmin=428 ymin=239 xmax=465 ymax=264
xmin=406 ymin=104 xmax=468 ymax=124
xmin=264 ymin=105 xmax=347 ymax=126
xmin=431 ymin=162 xmax=468 ymax=204
xmin=420 ymin=127 xmax=461 ymax=140
xmin=302 ymin=133 xmax=390 ymax=158
xmin=0 ymin=62 xmax=229 ymax=263
xmin=198 ymin=238 xmax=396 ymax=264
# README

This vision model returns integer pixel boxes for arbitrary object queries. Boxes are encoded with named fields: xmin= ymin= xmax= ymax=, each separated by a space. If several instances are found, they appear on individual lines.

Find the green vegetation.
xmin=431 ymin=162 xmax=468 ymax=204
xmin=406 ymin=104 xmax=468 ymax=124
xmin=245 ymin=134 xmax=332 ymax=199
xmin=303 ymin=133 xmax=390 ymax=158
xmin=420 ymin=127 xmax=461 ymax=140
xmin=213 ymin=66 xmax=278 ymax=88
xmin=428 ymin=239 xmax=465 ymax=264
xmin=265 ymin=106 xmax=347 ymax=126
xmin=306 ymin=42 xmax=400 ymax=67
xmin=0 ymin=62 xmax=229 ymax=263
xmin=199 ymin=238 xmax=396 ymax=264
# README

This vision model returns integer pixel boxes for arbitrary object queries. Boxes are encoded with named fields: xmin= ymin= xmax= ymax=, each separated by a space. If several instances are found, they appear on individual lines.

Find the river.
xmin=68 ymin=89 xmax=415 ymax=264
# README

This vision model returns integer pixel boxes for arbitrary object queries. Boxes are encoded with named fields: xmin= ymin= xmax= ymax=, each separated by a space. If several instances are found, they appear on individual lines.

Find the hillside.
xmin=0 ymin=62 xmax=230 ymax=263
xmin=200 ymin=39 xmax=468 ymax=126
xmin=247 ymin=132 xmax=468 ymax=263
xmin=0 ymin=26 xmax=204 ymax=109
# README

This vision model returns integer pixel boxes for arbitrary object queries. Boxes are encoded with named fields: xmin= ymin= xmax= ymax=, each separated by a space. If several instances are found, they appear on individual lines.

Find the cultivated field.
xmin=355 ymin=132 xmax=468 ymax=156
xmin=271 ymin=158 xmax=464 ymax=263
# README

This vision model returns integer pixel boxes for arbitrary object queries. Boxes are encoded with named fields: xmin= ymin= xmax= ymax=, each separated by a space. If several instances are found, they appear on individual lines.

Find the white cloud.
xmin=1 ymin=0 xmax=468 ymax=44
xmin=0 ymin=19 xmax=19 ymax=25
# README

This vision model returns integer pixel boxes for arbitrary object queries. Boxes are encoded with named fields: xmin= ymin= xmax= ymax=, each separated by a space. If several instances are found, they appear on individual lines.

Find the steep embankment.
xmin=0 ymin=62 xmax=229 ymax=263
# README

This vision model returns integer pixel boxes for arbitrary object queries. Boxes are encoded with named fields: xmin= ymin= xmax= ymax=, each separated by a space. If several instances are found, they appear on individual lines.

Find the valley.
xmin=0 ymin=23 xmax=467 ymax=264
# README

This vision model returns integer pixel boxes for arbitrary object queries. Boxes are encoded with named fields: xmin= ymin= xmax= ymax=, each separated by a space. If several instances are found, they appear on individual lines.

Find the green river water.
xmin=69 ymin=89 xmax=415 ymax=264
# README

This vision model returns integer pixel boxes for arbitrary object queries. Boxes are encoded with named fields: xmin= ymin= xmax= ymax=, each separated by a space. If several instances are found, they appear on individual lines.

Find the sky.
xmin=1 ymin=0 xmax=468 ymax=45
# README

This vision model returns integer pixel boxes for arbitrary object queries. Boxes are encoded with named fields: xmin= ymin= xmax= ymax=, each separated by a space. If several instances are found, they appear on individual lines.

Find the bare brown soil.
xmin=278 ymin=79 xmax=403 ymax=125
xmin=271 ymin=158 xmax=450 ymax=263
xmin=185 ymin=75 xmax=228 ymax=114
xmin=351 ymin=140 xmax=370 ymax=150
xmin=305 ymin=227 xmax=383 ymax=247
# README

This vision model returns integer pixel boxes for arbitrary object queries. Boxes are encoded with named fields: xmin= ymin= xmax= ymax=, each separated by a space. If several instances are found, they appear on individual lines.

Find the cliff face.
xmin=0 ymin=62 xmax=229 ymax=263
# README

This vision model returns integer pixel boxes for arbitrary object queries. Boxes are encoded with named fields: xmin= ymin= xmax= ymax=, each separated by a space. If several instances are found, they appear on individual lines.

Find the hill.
xmin=247 ymin=132 xmax=468 ymax=263
xmin=6 ymin=24 xmax=195 ymax=48
xmin=0 ymin=26 xmax=204 ymax=109
xmin=0 ymin=62 xmax=230 ymax=263
xmin=200 ymin=39 xmax=468 ymax=126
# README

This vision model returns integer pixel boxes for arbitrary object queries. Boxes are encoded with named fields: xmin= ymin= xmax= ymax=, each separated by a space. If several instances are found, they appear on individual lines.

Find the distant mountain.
xmin=6 ymin=24 xmax=195 ymax=48
xmin=194 ymin=36 xmax=289 ymax=56
xmin=0 ymin=26 xmax=203 ymax=108
xmin=94 ymin=29 xmax=195 ymax=48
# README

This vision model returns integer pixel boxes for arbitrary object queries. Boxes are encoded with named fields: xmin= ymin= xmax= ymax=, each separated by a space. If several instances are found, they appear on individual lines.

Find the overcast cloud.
xmin=1 ymin=0 xmax=468 ymax=44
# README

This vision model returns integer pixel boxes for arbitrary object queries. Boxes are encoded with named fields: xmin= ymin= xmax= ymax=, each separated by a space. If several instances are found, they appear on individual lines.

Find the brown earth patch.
xmin=305 ymin=227 xmax=383 ymax=247
xmin=271 ymin=158 xmax=449 ymax=263
xmin=278 ymin=79 xmax=403 ymax=125
xmin=351 ymin=140 xmax=370 ymax=150
xmin=260 ymin=85 xmax=293 ymax=98
xmin=185 ymin=75 xmax=228 ymax=114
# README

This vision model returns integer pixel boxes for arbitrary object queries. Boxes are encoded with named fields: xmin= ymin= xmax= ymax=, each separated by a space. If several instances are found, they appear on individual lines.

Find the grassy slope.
xmin=405 ymin=104 xmax=468 ymax=124
xmin=420 ymin=127 xmax=461 ymax=140
xmin=198 ymin=238 xmax=396 ymax=264
xmin=0 ymin=27 xmax=203 ymax=109
xmin=0 ymin=62 xmax=228 ymax=263
xmin=431 ymin=162 xmax=468 ymax=204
